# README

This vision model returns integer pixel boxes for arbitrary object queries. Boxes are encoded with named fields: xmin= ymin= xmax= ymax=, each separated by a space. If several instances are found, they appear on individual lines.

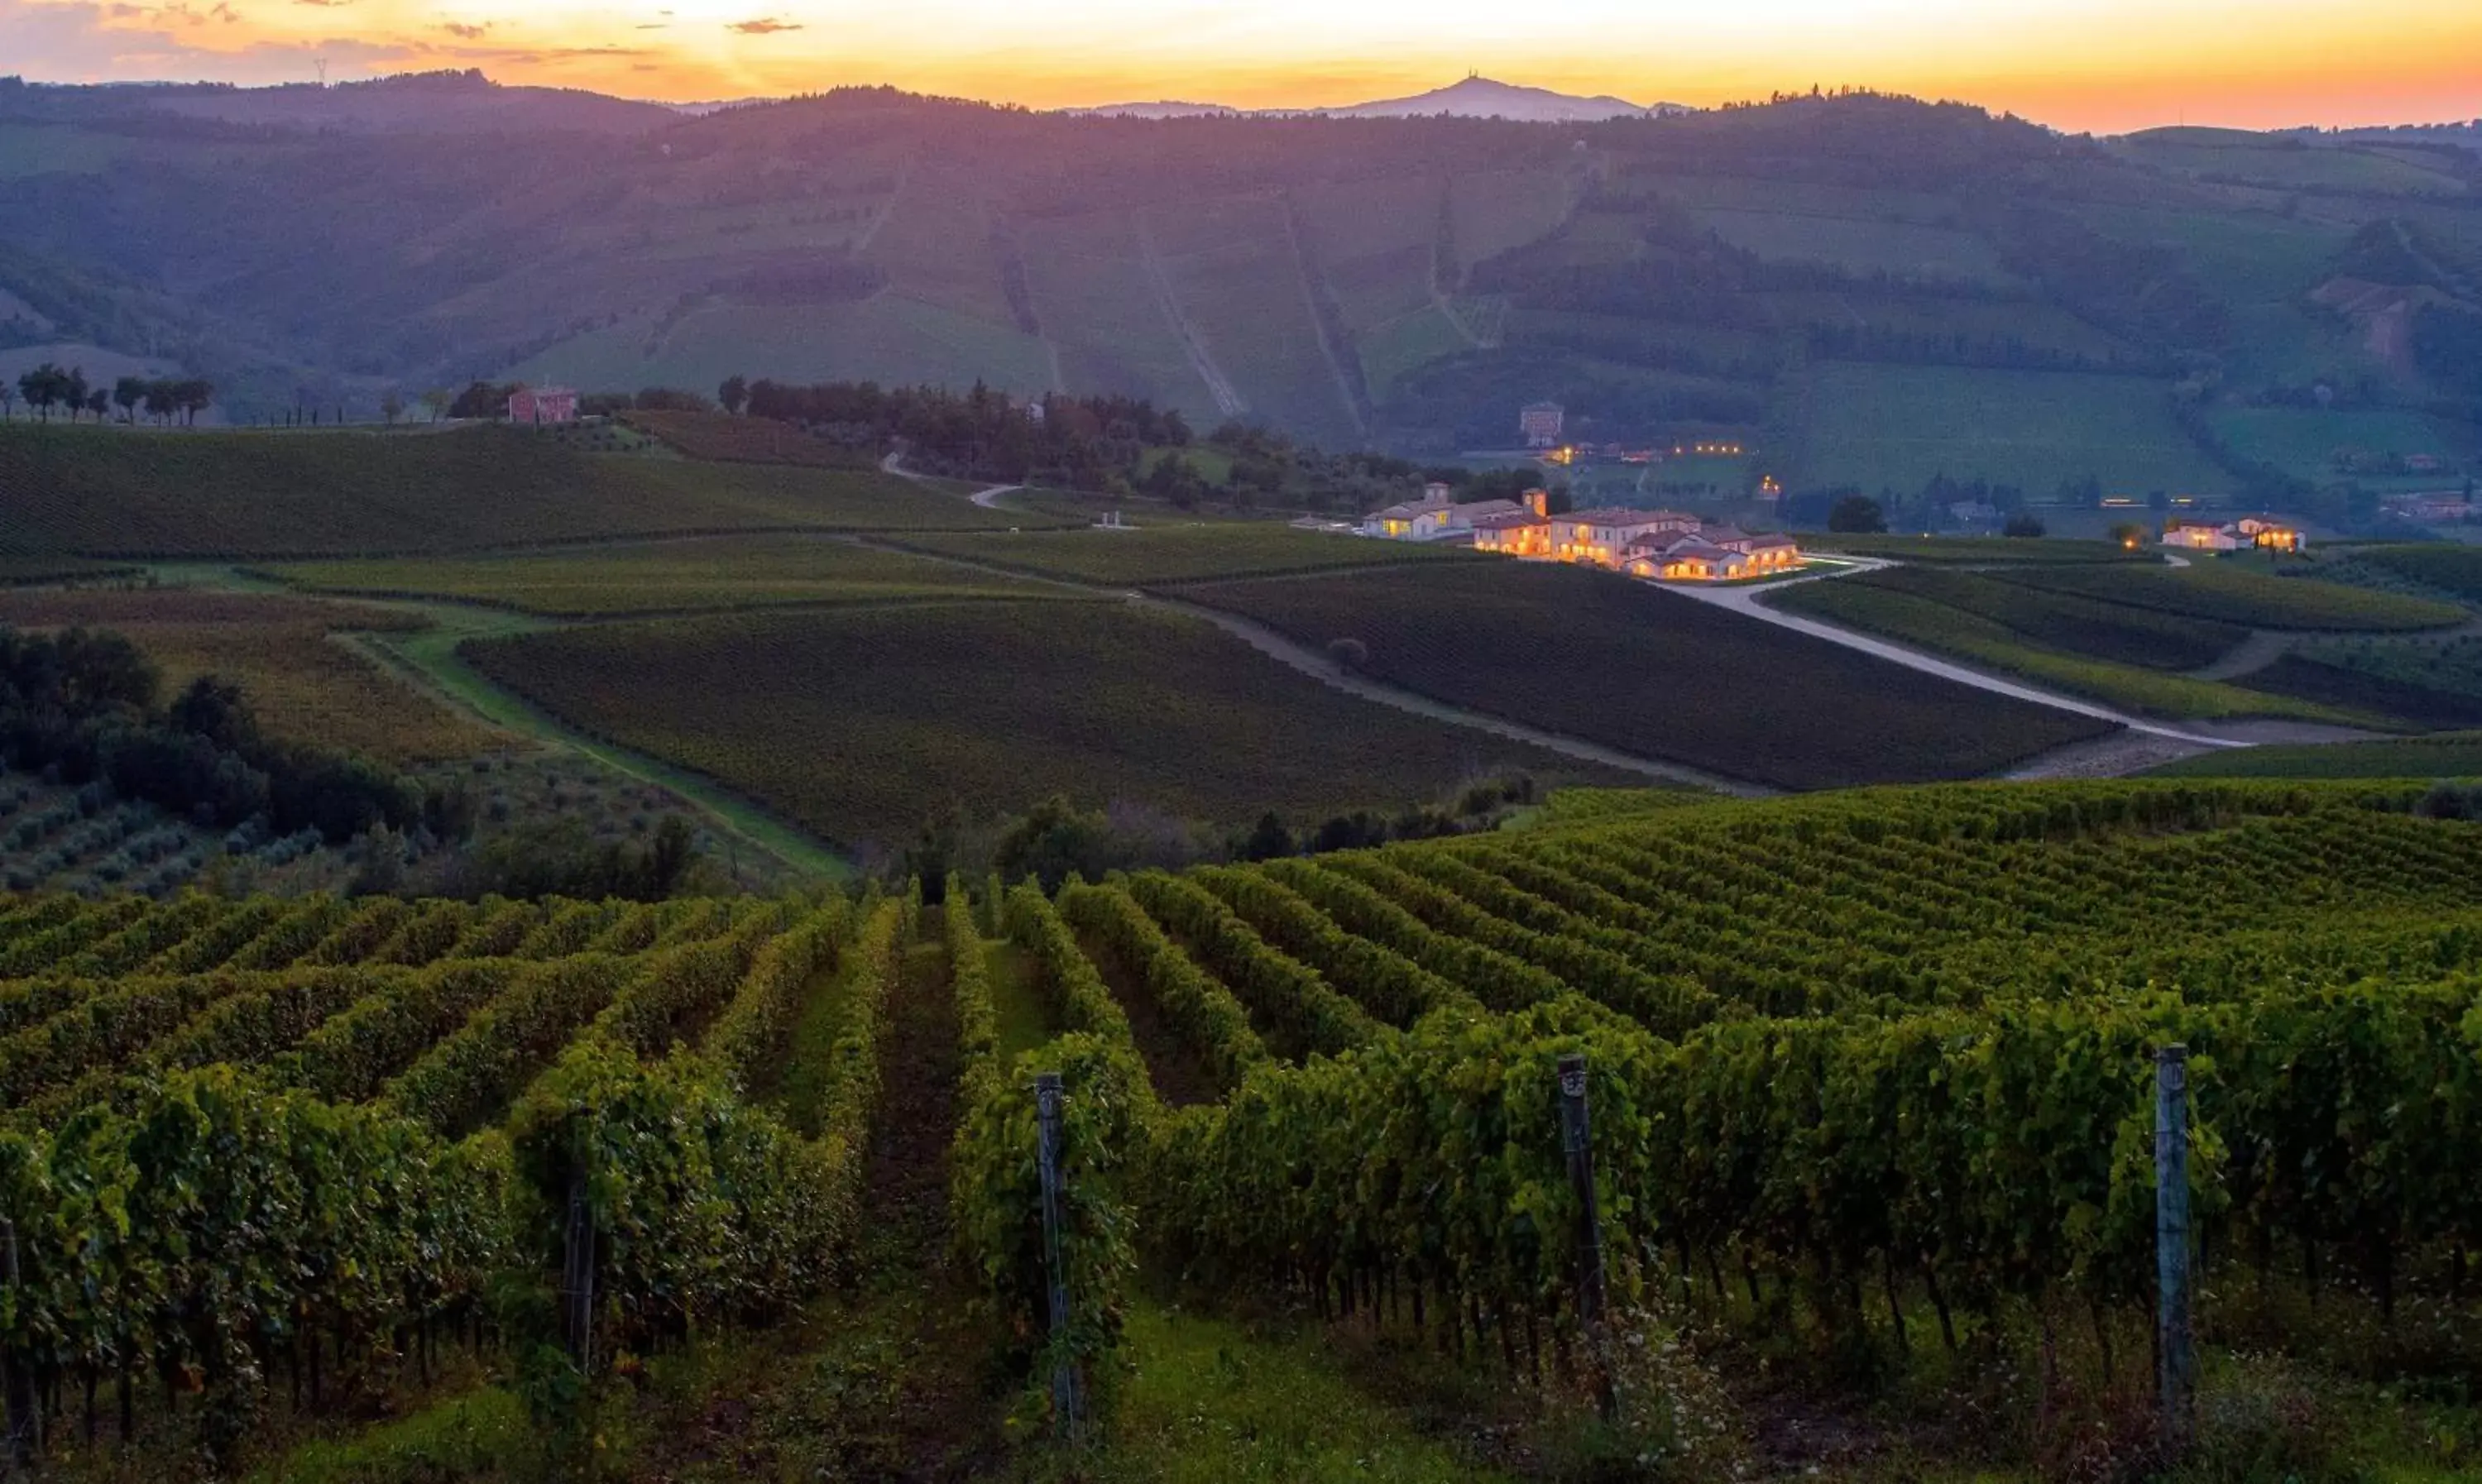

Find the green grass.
xmin=1996 ymin=562 xmax=2469 ymax=631
xmin=269 ymin=535 xmax=1078 ymax=617
xmin=1767 ymin=577 xmax=2362 ymax=724
xmin=1838 ymin=565 xmax=2250 ymax=668
xmin=1804 ymin=534 xmax=2148 ymax=564
xmin=0 ymin=424 xmax=1032 ymax=558
xmin=1086 ymin=1302 xmax=1510 ymax=1483
xmin=2149 ymin=730 xmax=2482 ymax=778
xmin=1793 ymin=362 xmax=2236 ymax=497
xmin=1173 ymin=561 xmax=2114 ymax=788
xmin=245 ymin=1386 xmax=534 ymax=1484
xmin=985 ymin=940 xmax=1056 ymax=1061
xmin=888 ymin=524 xmax=1482 ymax=587
xmin=2206 ymin=408 xmax=2475 ymax=486
xmin=461 ymin=599 xmax=1632 ymax=849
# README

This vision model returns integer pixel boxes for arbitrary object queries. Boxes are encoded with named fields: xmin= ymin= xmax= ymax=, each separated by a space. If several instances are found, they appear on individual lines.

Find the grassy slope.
xmin=2206 ymin=407 xmax=2475 ymax=486
xmin=1765 ymin=578 xmax=2362 ymax=724
xmin=462 ymin=600 xmax=1634 ymax=849
xmin=0 ymin=425 xmax=1026 ymax=558
xmin=1995 ymin=562 xmax=2469 ymax=630
xmin=1840 ymin=565 xmax=2250 ymax=669
xmin=2355 ymin=545 xmax=2482 ymax=604
xmin=886 ymin=525 xmax=1483 ymax=587
xmin=1793 ymin=361 xmax=2236 ymax=496
xmin=1803 ymin=535 xmax=2146 ymax=564
xmin=271 ymin=535 xmax=1080 ymax=618
xmin=1173 ymin=562 xmax=2114 ymax=788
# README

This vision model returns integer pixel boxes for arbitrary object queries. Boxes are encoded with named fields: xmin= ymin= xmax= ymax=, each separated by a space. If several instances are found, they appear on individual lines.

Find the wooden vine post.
xmin=1 ymin=1218 xmax=36 ymax=1472
xmin=1035 ymin=1071 xmax=1082 ymax=1441
xmin=2156 ymin=1045 xmax=2196 ymax=1452
xmin=1556 ymin=1052 xmax=1615 ymax=1420
xmin=559 ymin=1170 xmax=596 ymax=1372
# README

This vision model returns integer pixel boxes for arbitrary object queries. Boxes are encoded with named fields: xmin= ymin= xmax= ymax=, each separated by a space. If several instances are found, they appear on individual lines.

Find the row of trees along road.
xmin=1 ymin=363 xmax=213 ymax=425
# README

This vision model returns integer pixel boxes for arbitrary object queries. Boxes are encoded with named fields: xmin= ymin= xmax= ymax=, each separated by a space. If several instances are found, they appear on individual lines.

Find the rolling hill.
xmin=1 ymin=78 xmax=2476 ymax=520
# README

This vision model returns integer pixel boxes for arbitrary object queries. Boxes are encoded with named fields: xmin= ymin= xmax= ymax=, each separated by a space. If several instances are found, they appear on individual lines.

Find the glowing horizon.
xmin=1 ymin=0 xmax=2477 ymax=136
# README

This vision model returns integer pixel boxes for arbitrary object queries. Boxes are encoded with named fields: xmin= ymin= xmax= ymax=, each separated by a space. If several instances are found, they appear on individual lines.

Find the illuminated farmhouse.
xmin=2162 ymin=515 xmax=2305 ymax=552
xmin=1370 ymin=491 xmax=1801 ymax=582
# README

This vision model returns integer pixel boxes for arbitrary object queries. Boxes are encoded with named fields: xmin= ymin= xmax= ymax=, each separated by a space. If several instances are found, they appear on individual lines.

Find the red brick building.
xmin=508 ymin=385 xmax=578 ymax=425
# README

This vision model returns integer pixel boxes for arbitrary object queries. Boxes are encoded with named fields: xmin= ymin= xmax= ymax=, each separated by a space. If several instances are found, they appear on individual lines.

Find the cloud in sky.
xmin=725 ymin=16 xmax=798 ymax=33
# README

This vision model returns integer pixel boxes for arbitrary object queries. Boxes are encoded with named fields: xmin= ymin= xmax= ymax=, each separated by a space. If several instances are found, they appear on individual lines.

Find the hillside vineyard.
xmin=3 ymin=780 xmax=2481 ymax=1462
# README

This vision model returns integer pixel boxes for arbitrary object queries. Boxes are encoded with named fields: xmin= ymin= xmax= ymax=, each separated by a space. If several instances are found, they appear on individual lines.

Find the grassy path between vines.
xmin=1072 ymin=925 xmax=1225 ymax=1106
xmin=149 ymin=562 xmax=854 ymax=882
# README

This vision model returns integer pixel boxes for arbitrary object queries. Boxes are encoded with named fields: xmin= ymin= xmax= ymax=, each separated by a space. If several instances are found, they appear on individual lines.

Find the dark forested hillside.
xmin=2 ymin=78 xmax=2477 ymax=511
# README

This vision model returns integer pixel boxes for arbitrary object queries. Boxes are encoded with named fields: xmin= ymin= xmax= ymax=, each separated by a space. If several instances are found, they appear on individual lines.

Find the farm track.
xmin=1710 ymin=564 xmax=2250 ymax=748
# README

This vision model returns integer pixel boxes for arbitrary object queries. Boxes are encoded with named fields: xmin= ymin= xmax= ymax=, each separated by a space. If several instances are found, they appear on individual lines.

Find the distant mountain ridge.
xmin=1066 ymin=75 xmax=1689 ymax=122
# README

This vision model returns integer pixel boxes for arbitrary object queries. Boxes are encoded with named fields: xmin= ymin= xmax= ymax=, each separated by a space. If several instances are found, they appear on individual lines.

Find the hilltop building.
xmin=1519 ymin=401 xmax=1565 ymax=449
xmin=2162 ymin=515 xmax=2305 ymax=552
xmin=508 ymin=385 xmax=577 ymax=425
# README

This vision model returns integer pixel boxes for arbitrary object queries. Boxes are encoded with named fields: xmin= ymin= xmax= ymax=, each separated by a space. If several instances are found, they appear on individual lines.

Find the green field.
xmin=888 ymin=524 xmax=1480 ymax=586
xmin=0 ymin=586 xmax=501 ymax=766
xmin=512 ymin=294 xmax=1055 ymax=402
xmin=2354 ymin=544 xmax=2482 ymax=603
xmin=1804 ymin=534 xmax=2147 ymax=564
xmin=1149 ymin=196 xmax=1363 ymax=449
xmin=2235 ymin=652 xmax=2482 ymax=730
xmin=2113 ymin=132 xmax=2471 ymax=195
xmin=269 ymin=535 xmax=1076 ymax=617
xmin=1995 ymin=561 xmax=2469 ymax=630
xmin=1172 ymin=561 xmax=2113 ymax=787
xmin=1690 ymin=208 xmax=2017 ymax=286
xmin=2152 ymin=730 xmax=2482 ymax=778
xmin=2075 ymin=203 xmax=2355 ymax=303
xmin=1766 ymin=577 xmax=2355 ymax=724
xmin=1793 ymin=361 xmax=2237 ymax=496
xmin=1835 ymin=565 xmax=2250 ymax=668
xmin=1019 ymin=209 xmax=1219 ymax=414
xmin=462 ymin=600 xmax=1630 ymax=847
xmin=2207 ymin=407 xmax=2475 ymax=486
xmin=0 ymin=425 xmax=1032 ymax=558
xmin=0 ymin=553 xmax=141 ymax=584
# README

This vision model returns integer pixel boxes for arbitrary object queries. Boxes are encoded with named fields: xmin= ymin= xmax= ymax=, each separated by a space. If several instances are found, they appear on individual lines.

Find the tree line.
xmin=1 ymin=363 xmax=213 ymax=424
xmin=0 ymin=625 xmax=443 ymax=847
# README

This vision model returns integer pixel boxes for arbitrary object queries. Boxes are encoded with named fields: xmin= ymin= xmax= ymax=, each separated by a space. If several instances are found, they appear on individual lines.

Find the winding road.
xmin=1665 ymin=560 xmax=2250 ymax=750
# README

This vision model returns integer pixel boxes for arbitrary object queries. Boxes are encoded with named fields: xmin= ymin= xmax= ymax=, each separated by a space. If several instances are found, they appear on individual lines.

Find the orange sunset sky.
xmin=1 ymin=0 xmax=2477 ymax=133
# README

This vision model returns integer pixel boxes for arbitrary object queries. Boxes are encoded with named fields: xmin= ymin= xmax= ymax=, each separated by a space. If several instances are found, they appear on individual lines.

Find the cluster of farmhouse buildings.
xmin=1361 ymin=484 xmax=1801 ymax=582
xmin=2161 ymin=515 xmax=2305 ymax=553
